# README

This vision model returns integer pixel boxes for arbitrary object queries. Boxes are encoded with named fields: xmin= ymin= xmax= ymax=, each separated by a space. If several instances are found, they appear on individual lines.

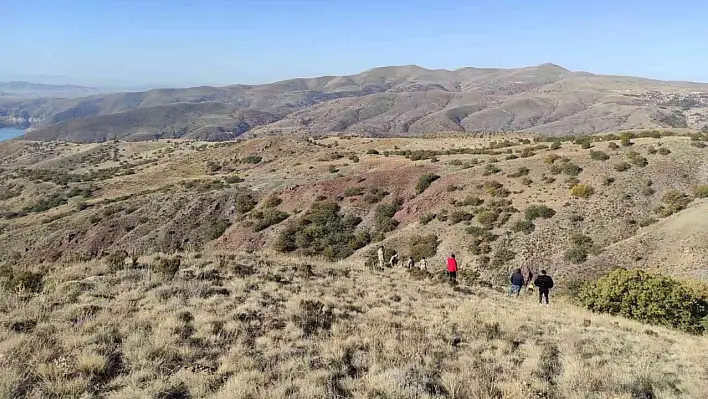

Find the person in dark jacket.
xmin=446 ymin=254 xmax=458 ymax=283
xmin=534 ymin=270 xmax=554 ymax=306
xmin=508 ymin=268 xmax=524 ymax=297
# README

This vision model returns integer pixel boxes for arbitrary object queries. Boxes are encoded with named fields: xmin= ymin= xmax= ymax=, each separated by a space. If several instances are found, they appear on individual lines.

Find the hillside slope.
xmin=1 ymin=252 xmax=707 ymax=397
xmin=2 ymin=64 xmax=708 ymax=142
xmin=1 ymin=131 xmax=707 ymax=285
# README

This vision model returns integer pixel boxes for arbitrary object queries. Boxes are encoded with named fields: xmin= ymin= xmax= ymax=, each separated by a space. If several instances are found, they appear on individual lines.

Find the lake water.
xmin=0 ymin=127 xmax=26 ymax=142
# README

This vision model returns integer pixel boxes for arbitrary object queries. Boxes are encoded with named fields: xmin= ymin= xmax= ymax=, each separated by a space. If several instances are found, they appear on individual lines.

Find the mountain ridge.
xmin=1 ymin=63 xmax=707 ymax=142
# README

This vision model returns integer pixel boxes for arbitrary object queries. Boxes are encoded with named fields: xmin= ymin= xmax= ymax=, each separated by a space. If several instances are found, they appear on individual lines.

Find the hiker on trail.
xmin=389 ymin=253 xmax=399 ymax=267
xmin=419 ymin=257 xmax=427 ymax=271
xmin=534 ymin=269 xmax=555 ymax=306
xmin=377 ymin=246 xmax=385 ymax=269
xmin=446 ymin=253 xmax=458 ymax=283
xmin=406 ymin=256 xmax=415 ymax=269
xmin=508 ymin=268 xmax=524 ymax=297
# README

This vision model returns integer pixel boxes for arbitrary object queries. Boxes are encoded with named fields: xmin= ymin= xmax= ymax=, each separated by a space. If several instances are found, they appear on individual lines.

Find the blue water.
xmin=0 ymin=127 xmax=25 ymax=142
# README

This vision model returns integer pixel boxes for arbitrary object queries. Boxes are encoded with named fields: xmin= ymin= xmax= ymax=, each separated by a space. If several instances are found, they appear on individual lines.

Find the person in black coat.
xmin=508 ymin=268 xmax=525 ymax=297
xmin=534 ymin=269 xmax=554 ymax=306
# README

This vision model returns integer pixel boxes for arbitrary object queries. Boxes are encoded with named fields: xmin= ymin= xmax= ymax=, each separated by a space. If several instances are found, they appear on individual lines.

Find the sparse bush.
xmin=328 ymin=165 xmax=339 ymax=173
xmin=363 ymin=187 xmax=388 ymax=203
xmin=544 ymin=154 xmax=561 ymax=164
xmin=0 ymin=268 xmax=44 ymax=293
xmin=455 ymin=195 xmax=484 ymax=207
xmin=620 ymin=133 xmax=634 ymax=147
xmin=641 ymin=186 xmax=656 ymax=197
xmin=509 ymin=167 xmax=530 ymax=178
xmin=659 ymin=190 xmax=692 ymax=216
xmin=235 ymin=193 xmax=257 ymax=213
xmin=106 ymin=250 xmax=128 ymax=271
xmin=366 ymin=149 xmax=380 ymax=155
xmin=570 ymin=184 xmax=594 ymax=198
xmin=483 ymin=181 xmax=510 ymax=197
xmin=580 ymin=269 xmax=708 ymax=334
xmin=224 ymin=175 xmax=244 ymax=184
xmin=208 ymin=219 xmax=232 ymax=240
xmin=550 ymin=141 xmax=561 ymax=150
xmin=348 ymin=154 xmax=360 ymax=163
xmin=626 ymin=151 xmax=648 ymax=167
xmin=657 ymin=147 xmax=671 ymax=155
xmin=614 ymin=162 xmax=631 ymax=172
xmin=490 ymin=248 xmax=516 ymax=268
xmin=449 ymin=210 xmax=474 ymax=224
xmin=694 ymin=185 xmax=708 ymax=198
xmin=483 ymin=164 xmax=501 ymax=176
xmin=477 ymin=210 xmax=499 ymax=228
xmin=511 ymin=219 xmax=535 ymax=234
xmin=524 ymin=204 xmax=556 ymax=221
xmin=602 ymin=176 xmax=615 ymax=186
xmin=242 ymin=154 xmax=263 ymax=164
xmin=416 ymin=174 xmax=440 ymax=194
xmin=647 ymin=147 xmax=658 ymax=155
xmin=608 ymin=142 xmax=619 ymax=150
xmin=576 ymin=137 xmax=592 ymax=149
xmin=262 ymin=194 xmax=283 ymax=208
xmin=639 ymin=218 xmax=657 ymax=227
xmin=344 ymin=187 xmax=365 ymax=197
xmin=408 ymin=234 xmax=439 ymax=261
xmin=560 ymin=162 xmax=582 ymax=176
xmin=419 ymin=213 xmax=436 ymax=225
xmin=691 ymin=141 xmax=707 ymax=149
xmin=564 ymin=247 xmax=588 ymax=264
xmin=589 ymin=150 xmax=610 ymax=161
xmin=565 ymin=177 xmax=580 ymax=188
xmin=154 ymin=256 xmax=182 ymax=277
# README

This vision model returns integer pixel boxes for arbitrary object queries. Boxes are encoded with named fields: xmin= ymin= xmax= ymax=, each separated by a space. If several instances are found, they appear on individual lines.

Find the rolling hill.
xmin=2 ymin=64 xmax=708 ymax=142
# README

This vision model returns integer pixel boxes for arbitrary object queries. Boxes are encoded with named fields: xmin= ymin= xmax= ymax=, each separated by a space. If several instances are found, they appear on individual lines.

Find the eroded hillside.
xmin=1 ymin=131 xmax=708 ymax=284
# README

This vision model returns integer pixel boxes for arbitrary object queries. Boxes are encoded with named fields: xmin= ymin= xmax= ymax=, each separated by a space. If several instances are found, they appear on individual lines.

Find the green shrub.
xmin=564 ymin=247 xmax=588 ymax=264
xmin=416 ymin=174 xmax=440 ymax=194
xmin=658 ymin=190 xmax=692 ymax=216
xmin=511 ymin=219 xmax=535 ymax=234
xmin=570 ymin=233 xmax=593 ymax=248
xmin=477 ymin=210 xmax=499 ymax=228
xmin=235 ymin=193 xmax=257 ymax=213
xmin=694 ymin=185 xmax=708 ymax=199
xmin=348 ymin=154 xmax=360 ymax=163
xmin=459 ymin=195 xmax=484 ymax=207
xmin=154 ymin=256 xmax=181 ymax=277
xmin=344 ymin=187 xmax=365 ymax=197
xmin=561 ymin=162 xmax=582 ymax=176
xmin=589 ymin=150 xmax=610 ymax=161
xmin=620 ymin=133 xmax=634 ymax=147
xmin=208 ymin=220 xmax=232 ymax=240
xmin=579 ymin=269 xmax=708 ymax=334
xmin=408 ymin=234 xmax=439 ymax=261
xmin=252 ymin=209 xmax=290 ymax=232
xmin=483 ymin=181 xmax=510 ymax=197
xmin=626 ymin=151 xmax=648 ymax=167
xmin=419 ymin=213 xmax=436 ymax=225
xmin=550 ymin=141 xmax=561 ymax=150
xmin=242 ymin=154 xmax=263 ymax=164
xmin=483 ymin=164 xmax=501 ymax=176
xmin=374 ymin=197 xmax=404 ymax=233
xmin=608 ymin=142 xmax=619 ymax=150
xmin=366 ymin=149 xmax=380 ymax=155
xmin=544 ymin=154 xmax=561 ymax=164
xmin=363 ymin=187 xmax=388 ymax=203
xmin=262 ymin=194 xmax=283 ymax=208
xmin=509 ymin=167 xmax=530 ymax=178
xmin=570 ymin=184 xmax=594 ymax=198
xmin=275 ymin=201 xmax=368 ymax=260
xmin=524 ymin=205 xmax=556 ymax=221
xmin=614 ymin=162 xmax=632 ymax=172
xmin=449 ymin=210 xmax=474 ymax=224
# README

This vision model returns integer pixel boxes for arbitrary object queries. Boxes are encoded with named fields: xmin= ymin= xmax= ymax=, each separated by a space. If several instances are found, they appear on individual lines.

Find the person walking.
xmin=377 ymin=246 xmax=385 ymax=269
xmin=389 ymin=253 xmax=399 ymax=268
xmin=520 ymin=263 xmax=534 ymax=293
xmin=446 ymin=254 xmax=458 ymax=283
xmin=419 ymin=257 xmax=427 ymax=271
xmin=406 ymin=256 xmax=415 ymax=269
xmin=508 ymin=268 xmax=524 ymax=297
xmin=534 ymin=270 xmax=555 ymax=306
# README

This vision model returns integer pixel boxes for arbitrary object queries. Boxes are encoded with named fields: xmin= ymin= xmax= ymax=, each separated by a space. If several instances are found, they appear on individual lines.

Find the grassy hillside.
xmin=1 ymin=252 xmax=707 ymax=398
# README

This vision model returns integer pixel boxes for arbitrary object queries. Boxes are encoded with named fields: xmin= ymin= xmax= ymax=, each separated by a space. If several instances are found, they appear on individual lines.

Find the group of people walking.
xmin=377 ymin=246 xmax=555 ymax=305
xmin=509 ymin=267 xmax=555 ymax=306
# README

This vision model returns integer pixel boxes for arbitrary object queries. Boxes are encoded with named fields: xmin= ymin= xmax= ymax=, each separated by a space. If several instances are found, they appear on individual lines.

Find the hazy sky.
xmin=3 ymin=0 xmax=707 ymax=87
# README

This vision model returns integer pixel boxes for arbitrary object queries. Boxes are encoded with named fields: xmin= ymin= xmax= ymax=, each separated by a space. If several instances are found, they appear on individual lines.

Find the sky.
xmin=2 ymin=0 xmax=708 ymax=87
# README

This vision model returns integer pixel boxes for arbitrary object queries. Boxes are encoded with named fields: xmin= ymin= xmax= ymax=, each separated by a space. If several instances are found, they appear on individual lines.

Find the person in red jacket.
xmin=446 ymin=253 xmax=458 ymax=283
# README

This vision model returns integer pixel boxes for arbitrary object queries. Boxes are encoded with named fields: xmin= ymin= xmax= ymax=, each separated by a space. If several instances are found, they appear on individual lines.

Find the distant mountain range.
xmin=0 ymin=81 xmax=103 ymax=99
xmin=2 ymin=63 xmax=708 ymax=142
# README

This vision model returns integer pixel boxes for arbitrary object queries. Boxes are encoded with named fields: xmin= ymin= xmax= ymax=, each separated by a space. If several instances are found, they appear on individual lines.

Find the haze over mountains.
xmin=2 ymin=63 xmax=708 ymax=142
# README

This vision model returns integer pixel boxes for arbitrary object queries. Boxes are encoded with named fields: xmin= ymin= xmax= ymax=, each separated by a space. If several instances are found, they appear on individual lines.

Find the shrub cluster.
xmin=658 ymin=190 xmax=692 ymax=217
xmin=589 ymin=150 xmax=610 ymax=161
xmin=251 ymin=208 xmax=290 ymax=232
xmin=570 ymin=184 xmax=595 ymax=198
xmin=524 ymin=205 xmax=556 ymax=221
xmin=580 ymin=269 xmax=708 ymax=334
xmin=408 ymin=234 xmax=439 ymax=261
xmin=275 ymin=201 xmax=369 ymax=260
xmin=374 ymin=197 xmax=404 ymax=233
xmin=564 ymin=233 xmax=593 ymax=264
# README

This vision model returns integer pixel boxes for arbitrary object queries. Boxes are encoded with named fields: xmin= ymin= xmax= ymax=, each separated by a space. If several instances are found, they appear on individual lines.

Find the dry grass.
xmin=1 ymin=252 xmax=706 ymax=398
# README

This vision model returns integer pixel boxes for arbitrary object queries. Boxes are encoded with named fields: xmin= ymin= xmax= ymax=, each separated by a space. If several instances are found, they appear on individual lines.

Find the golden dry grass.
xmin=1 ymin=252 xmax=707 ymax=398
